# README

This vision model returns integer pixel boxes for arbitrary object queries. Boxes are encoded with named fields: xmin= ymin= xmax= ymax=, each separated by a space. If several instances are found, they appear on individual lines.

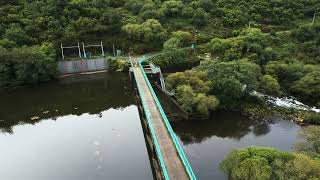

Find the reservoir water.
xmin=0 ymin=72 xmax=301 ymax=180
xmin=0 ymin=72 xmax=153 ymax=180
xmin=172 ymin=111 xmax=300 ymax=180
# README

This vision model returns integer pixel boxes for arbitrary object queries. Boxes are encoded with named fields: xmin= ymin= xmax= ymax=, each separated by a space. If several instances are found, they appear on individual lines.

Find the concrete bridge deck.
xmin=131 ymin=59 xmax=196 ymax=180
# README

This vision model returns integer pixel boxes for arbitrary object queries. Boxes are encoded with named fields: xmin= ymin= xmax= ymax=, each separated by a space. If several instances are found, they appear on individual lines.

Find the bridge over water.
xmin=130 ymin=58 xmax=197 ymax=180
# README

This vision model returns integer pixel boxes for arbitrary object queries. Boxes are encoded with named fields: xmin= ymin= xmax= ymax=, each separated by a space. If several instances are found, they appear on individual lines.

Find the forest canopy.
xmin=0 ymin=0 xmax=319 ymax=106
xmin=1 ymin=0 xmax=319 ymax=53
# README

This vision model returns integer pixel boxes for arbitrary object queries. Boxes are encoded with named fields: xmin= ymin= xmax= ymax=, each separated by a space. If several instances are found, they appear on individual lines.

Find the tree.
xmin=193 ymin=8 xmax=208 ymax=27
xmin=122 ymin=23 xmax=144 ymax=41
xmin=142 ymin=19 xmax=167 ymax=42
xmin=265 ymin=61 xmax=306 ymax=88
xmin=0 ymin=46 xmax=56 ymax=87
xmin=163 ymin=31 xmax=193 ymax=48
xmin=125 ymin=0 xmax=144 ymax=15
xmin=198 ymin=0 xmax=215 ymax=12
xmin=220 ymin=146 xmax=320 ymax=180
xmin=231 ymin=156 xmax=272 ymax=180
xmin=295 ymin=126 xmax=320 ymax=158
xmin=182 ymin=6 xmax=194 ymax=18
xmin=209 ymin=28 xmax=272 ymax=63
xmin=205 ymin=60 xmax=261 ymax=107
xmin=260 ymin=75 xmax=281 ymax=96
xmin=293 ymin=23 xmax=320 ymax=43
xmin=139 ymin=3 xmax=161 ymax=20
xmin=172 ymin=31 xmax=193 ymax=43
xmin=291 ymin=71 xmax=320 ymax=104
xmin=213 ymin=77 xmax=244 ymax=107
xmin=195 ymin=94 xmax=219 ymax=115
xmin=71 ymin=17 xmax=98 ymax=35
xmin=101 ymin=8 xmax=122 ymax=26
xmin=166 ymin=70 xmax=218 ymax=115
xmin=176 ymin=85 xmax=219 ymax=116
xmin=166 ymin=70 xmax=212 ymax=94
xmin=122 ymin=19 xmax=166 ymax=43
xmin=4 ymin=24 xmax=32 ymax=46
xmin=222 ymin=9 xmax=248 ymax=26
xmin=163 ymin=38 xmax=182 ymax=49
xmin=208 ymin=60 xmax=262 ymax=92
xmin=149 ymin=48 xmax=199 ymax=69
xmin=161 ymin=0 xmax=184 ymax=17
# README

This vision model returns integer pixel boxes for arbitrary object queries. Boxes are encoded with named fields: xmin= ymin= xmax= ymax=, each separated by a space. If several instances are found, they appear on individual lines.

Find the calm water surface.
xmin=172 ymin=112 xmax=301 ymax=180
xmin=0 ymin=72 xmax=302 ymax=180
xmin=0 ymin=72 xmax=153 ymax=180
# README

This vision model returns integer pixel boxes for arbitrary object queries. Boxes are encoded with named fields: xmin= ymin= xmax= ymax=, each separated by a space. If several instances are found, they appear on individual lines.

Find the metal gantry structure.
xmin=82 ymin=41 xmax=105 ymax=58
xmin=60 ymin=42 xmax=82 ymax=60
xmin=61 ymin=41 xmax=105 ymax=60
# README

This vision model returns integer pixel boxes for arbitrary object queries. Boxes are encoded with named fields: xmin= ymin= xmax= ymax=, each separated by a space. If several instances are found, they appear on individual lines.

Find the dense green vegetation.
xmin=0 ymin=45 xmax=56 ymax=86
xmin=165 ymin=27 xmax=320 ymax=115
xmin=1 ymin=1 xmax=319 ymax=178
xmin=1 ymin=0 xmax=319 ymax=89
xmin=148 ymin=48 xmax=200 ymax=70
xmin=220 ymin=146 xmax=320 ymax=180
xmin=295 ymin=126 xmax=320 ymax=159
xmin=221 ymin=126 xmax=320 ymax=179
xmin=166 ymin=70 xmax=219 ymax=115
xmin=164 ymin=22 xmax=320 ymax=114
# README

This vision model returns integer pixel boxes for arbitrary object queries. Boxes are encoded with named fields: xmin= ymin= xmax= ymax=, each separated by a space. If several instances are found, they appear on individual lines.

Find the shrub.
xmin=108 ymin=58 xmax=129 ymax=71
xmin=166 ymin=70 xmax=219 ymax=116
xmin=0 ymin=46 xmax=57 ymax=87
xmin=149 ymin=48 xmax=199 ymax=70
xmin=220 ymin=146 xmax=320 ymax=180
xmin=260 ymin=75 xmax=281 ymax=96
xmin=304 ymin=113 xmax=320 ymax=125
xmin=295 ymin=125 xmax=320 ymax=159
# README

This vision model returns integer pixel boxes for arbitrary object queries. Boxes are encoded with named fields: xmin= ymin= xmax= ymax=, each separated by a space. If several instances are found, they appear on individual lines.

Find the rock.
xmin=31 ymin=116 xmax=40 ymax=121
xmin=43 ymin=111 xmax=50 ymax=114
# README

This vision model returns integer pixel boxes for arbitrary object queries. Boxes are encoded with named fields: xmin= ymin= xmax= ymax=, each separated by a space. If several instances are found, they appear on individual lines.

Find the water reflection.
xmin=0 ymin=72 xmax=133 ymax=133
xmin=0 ymin=106 xmax=153 ymax=180
xmin=0 ymin=72 xmax=153 ymax=180
xmin=171 ymin=111 xmax=272 ymax=145
xmin=172 ymin=111 xmax=300 ymax=180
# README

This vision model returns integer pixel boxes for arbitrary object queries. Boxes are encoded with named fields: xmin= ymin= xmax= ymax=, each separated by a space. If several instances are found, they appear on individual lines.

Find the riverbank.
xmin=242 ymin=103 xmax=320 ymax=126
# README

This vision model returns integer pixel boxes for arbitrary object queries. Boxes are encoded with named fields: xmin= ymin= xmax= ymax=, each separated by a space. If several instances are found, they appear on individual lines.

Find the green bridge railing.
xmin=131 ymin=57 xmax=197 ymax=180
xmin=130 ymin=60 xmax=170 ymax=180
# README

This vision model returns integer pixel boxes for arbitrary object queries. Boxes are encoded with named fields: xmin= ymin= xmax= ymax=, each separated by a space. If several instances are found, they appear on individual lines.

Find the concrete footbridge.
xmin=130 ymin=57 xmax=197 ymax=180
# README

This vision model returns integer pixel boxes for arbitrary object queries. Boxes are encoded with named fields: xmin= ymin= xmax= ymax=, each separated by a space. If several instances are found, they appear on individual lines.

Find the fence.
xmin=58 ymin=58 xmax=108 ymax=75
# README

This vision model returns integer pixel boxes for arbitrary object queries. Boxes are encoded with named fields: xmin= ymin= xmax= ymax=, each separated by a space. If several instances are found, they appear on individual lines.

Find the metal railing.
xmin=137 ymin=57 xmax=197 ymax=180
xmin=130 ymin=60 xmax=170 ymax=180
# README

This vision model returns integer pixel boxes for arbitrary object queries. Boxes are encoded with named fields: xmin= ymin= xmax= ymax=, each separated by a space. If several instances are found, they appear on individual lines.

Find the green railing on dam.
xmin=131 ymin=57 xmax=197 ymax=180
xmin=130 ymin=60 xmax=170 ymax=180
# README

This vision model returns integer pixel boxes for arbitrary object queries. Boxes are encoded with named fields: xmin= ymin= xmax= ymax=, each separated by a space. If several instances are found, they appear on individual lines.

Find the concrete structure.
xmin=58 ymin=58 xmax=108 ymax=75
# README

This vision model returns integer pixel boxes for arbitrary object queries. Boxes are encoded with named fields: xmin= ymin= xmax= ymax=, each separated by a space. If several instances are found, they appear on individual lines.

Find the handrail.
xmin=130 ymin=60 xmax=170 ymax=180
xmin=138 ymin=58 xmax=197 ymax=180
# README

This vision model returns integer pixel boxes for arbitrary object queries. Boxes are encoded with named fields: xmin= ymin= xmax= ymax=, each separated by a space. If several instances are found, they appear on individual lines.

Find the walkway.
xmin=131 ymin=58 xmax=196 ymax=180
